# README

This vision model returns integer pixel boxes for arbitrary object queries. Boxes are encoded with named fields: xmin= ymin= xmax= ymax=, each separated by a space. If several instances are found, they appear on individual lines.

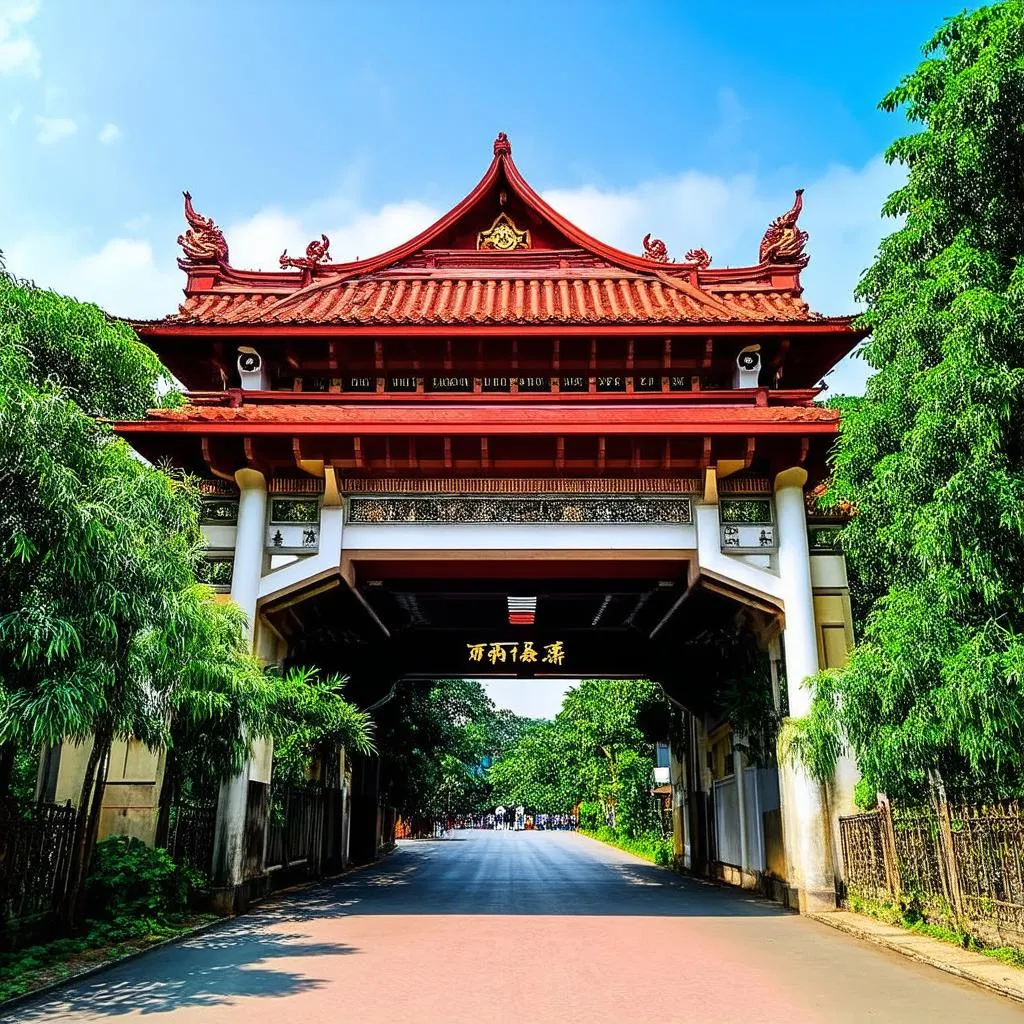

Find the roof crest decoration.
xmin=641 ymin=234 xmax=672 ymax=263
xmin=280 ymin=234 xmax=332 ymax=270
xmin=178 ymin=191 xmax=229 ymax=265
xmin=760 ymin=189 xmax=809 ymax=266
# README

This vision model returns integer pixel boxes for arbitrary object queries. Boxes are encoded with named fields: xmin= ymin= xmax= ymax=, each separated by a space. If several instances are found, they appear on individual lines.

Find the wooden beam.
xmin=556 ymin=436 xmax=566 ymax=472
xmin=443 ymin=436 xmax=453 ymax=470
xmin=744 ymin=436 xmax=756 ymax=469
xmin=201 ymin=436 xmax=235 ymax=482
xmin=597 ymin=436 xmax=607 ymax=474
xmin=243 ymin=436 xmax=258 ymax=469
xmin=292 ymin=437 xmax=324 ymax=478
xmin=701 ymin=435 xmax=713 ymax=470
xmin=353 ymin=435 xmax=365 ymax=470
xmin=480 ymin=436 xmax=490 ymax=470
xmin=702 ymin=338 xmax=714 ymax=369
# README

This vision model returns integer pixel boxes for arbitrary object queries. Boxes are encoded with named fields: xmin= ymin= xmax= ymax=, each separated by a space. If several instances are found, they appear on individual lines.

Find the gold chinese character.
xmin=508 ymin=643 xmax=520 ymax=662
xmin=467 ymin=643 xmax=485 ymax=662
xmin=488 ymin=642 xmax=508 ymax=665
xmin=542 ymin=641 xmax=565 ymax=666
xmin=519 ymin=641 xmax=538 ymax=663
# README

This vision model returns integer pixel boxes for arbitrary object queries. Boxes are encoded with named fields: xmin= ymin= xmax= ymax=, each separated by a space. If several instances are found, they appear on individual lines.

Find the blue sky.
xmin=1 ymin=1 xmax=960 ymax=716
xmin=3 ymin=1 xmax=958 ymax=398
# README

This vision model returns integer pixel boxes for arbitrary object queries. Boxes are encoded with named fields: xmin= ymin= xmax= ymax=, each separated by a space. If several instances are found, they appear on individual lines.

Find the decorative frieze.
xmin=200 ymin=498 xmax=239 ymax=524
xmin=197 ymin=556 xmax=234 ymax=590
xmin=719 ymin=496 xmax=776 ymax=553
xmin=270 ymin=498 xmax=320 ymax=523
xmin=338 ymin=477 xmax=701 ymax=495
xmin=347 ymin=496 xmax=693 ymax=525
xmin=808 ymin=524 xmax=843 ymax=552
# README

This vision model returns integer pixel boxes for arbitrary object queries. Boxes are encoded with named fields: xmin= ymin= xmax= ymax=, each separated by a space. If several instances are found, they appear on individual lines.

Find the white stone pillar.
xmin=775 ymin=467 xmax=835 ymax=912
xmin=212 ymin=469 xmax=267 ymax=899
xmin=230 ymin=469 xmax=268 ymax=643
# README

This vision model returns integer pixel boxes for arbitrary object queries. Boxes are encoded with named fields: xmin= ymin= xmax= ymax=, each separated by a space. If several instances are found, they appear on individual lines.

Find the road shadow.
xmin=6 ymin=919 xmax=357 ymax=1021
xmin=254 ymin=841 xmax=789 ymax=919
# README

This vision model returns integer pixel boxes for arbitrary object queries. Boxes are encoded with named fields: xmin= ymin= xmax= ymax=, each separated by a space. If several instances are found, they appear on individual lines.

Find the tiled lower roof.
xmin=136 ymin=402 xmax=839 ymax=431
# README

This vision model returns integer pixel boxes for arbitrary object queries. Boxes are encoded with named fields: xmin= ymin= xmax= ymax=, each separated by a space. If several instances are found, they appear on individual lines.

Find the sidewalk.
xmin=811 ymin=909 xmax=1024 ymax=1004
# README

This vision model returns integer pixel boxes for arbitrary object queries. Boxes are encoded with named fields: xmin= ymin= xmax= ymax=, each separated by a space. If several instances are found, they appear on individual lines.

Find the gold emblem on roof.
xmin=478 ymin=212 xmax=529 ymax=251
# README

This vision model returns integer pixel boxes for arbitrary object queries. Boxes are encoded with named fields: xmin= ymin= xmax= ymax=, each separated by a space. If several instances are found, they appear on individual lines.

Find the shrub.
xmin=84 ymin=836 xmax=204 ymax=940
xmin=578 ymin=800 xmax=603 ymax=831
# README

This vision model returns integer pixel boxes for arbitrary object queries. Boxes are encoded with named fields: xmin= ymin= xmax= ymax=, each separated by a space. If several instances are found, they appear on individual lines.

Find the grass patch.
xmin=846 ymin=892 xmax=1024 ymax=972
xmin=0 ymin=913 xmax=218 ymax=1004
xmin=581 ymin=826 xmax=674 ymax=866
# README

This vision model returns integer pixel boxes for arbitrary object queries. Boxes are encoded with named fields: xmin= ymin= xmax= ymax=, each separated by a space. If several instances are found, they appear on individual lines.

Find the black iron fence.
xmin=0 ymin=799 xmax=77 ymax=931
xmin=838 ymin=794 xmax=1024 ymax=944
xmin=265 ymin=786 xmax=325 ymax=874
xmin=165 ymin=798 xmax=217 ymax=875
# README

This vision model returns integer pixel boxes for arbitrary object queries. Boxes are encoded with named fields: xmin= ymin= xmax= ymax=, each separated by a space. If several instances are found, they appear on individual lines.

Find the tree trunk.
xmin=154 ymin=743 xmax=179 ymax=850
xmin=63 ymin=728 xmax=112 ymax=929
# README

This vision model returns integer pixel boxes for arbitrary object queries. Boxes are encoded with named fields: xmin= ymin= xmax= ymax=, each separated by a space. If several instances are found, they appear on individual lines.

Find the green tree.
xmin=805 ymin=2 xmax=1024 ymax=798
xmin=0 ymin=267 xmax=262 ymax=922
xmin=268 ymin=666 xmax=374 ymax=789
xmin=371 ymin=678 xmax=498 ymax=819
xmin=487 ymin=721 xmax=576 ymax=813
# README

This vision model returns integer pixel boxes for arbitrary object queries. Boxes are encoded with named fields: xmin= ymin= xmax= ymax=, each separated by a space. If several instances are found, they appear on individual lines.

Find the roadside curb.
xmin=810 ymin=909 xmax=1024 ymax=1005
xmin=0 ymin=850 xmax=396 ymax=1019
xmin=0 ymin=915 xmax=229 ymax=1019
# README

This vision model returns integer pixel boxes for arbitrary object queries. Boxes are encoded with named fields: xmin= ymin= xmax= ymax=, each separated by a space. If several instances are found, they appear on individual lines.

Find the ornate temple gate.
xmin=116 ymin=133 xmax=862 ymax=912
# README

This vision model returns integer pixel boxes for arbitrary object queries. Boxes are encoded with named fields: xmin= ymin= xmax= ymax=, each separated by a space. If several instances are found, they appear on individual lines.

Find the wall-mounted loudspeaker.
xmin=733 ymin=344 xmax=762 ymax=389
xmin=237 ymin=346 xmax=267 ymax=391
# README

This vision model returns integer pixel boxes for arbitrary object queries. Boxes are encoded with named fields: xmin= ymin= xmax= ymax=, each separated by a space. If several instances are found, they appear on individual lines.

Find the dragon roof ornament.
xmin=177 ymin=191 xmax=229 ymax=265
xmin=685 ymin=248 xmax=712 ymax=269
xmin=760 ymin=189 xmax=809 ymax=266
xmin=280 ymin=234 xmax=331 ymax=270
xmin=641 ymin=234 xmax=671 ymax=263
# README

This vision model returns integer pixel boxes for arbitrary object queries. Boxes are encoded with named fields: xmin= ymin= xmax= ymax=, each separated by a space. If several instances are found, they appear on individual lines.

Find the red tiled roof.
xmin=153 ymin=135 xmax=848 ymax=334
xmin=167 ymin=269 xmax=814 ymax=328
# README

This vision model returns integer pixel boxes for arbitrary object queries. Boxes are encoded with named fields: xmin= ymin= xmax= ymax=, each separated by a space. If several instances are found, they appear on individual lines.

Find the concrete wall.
xmin=50 ymin=736 xmax=166 ymax=846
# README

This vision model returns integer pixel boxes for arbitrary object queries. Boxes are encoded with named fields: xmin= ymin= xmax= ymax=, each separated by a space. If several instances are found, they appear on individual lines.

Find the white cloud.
xmin=0 ymin=1 xmax=40 ymax=77
xmin=97 ymin=122 xmax=120 ymax=145
xmin=3 ymin=155 xmax=902 ymax=396
xmin=542 ymin=156 xmax=904 ymax=395
xmin=5 ymin=233 xmax=180 ymax=319
xmin=124 ymin=213 xmax=151 ymax=232
xmin=35 ymin=115 xmax=76 ymax=144
xmin=225 ymin=199 xmax=439 ymax=271
xmin=8 ymin=103 xmax=21 ymax=123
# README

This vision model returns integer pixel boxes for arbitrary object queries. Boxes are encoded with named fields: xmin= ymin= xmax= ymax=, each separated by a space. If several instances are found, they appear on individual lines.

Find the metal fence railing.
xmin=165 ymin=798 xmax=217 ymax=875
xmin=0 ymin=799 xmax=78 ymax=929
xmin=838 ymin=792 xmax=1024 ymax=944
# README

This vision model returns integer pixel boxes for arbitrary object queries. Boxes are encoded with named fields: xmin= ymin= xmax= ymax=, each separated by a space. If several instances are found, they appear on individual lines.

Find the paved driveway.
xmin=5 ymin=829 xmax=1021 ymax=1022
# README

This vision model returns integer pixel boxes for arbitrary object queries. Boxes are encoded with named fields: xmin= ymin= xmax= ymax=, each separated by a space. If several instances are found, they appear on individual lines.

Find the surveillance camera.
xmin=237 ymin=346 xmax=267 ymax=391
xmin=733 ymin=344 xmax=762 ymax=389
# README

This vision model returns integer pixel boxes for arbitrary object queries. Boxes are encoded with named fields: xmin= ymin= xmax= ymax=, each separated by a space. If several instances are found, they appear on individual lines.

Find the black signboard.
xmin=482 ymin=376 xmax=513 ymax=392
xmin=669 ymin=375 xmax=692 ymax=391
xmin=427 ymin=375 xmax=473 ymax=392
xmin=596 ymin=375 xmax=626 ymax=392
xmin=559 ymin=375 xmax=589 ymax=393
xmin=344 ymin=375 xmax=376 ymax=392
xmin=516 ymin=375 xmax=551 ymax=393
xmin=387 ymin=375 xmax=419 ymax=392
xmin=633 ymin=375 xmax=663 ymax=392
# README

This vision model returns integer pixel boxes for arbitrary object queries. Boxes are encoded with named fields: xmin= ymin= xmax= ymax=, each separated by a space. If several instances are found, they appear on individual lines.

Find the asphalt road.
xmin=5 ymin=829 xmax=1022 ymax=1023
